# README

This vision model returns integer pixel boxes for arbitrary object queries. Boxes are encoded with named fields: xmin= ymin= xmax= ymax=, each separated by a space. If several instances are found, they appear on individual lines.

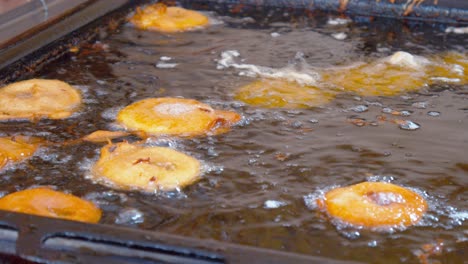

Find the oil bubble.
xmin=400 ymin=110 xmax=412 ymax=116
xmin=115 ymin=208 xmax=144 ymax=225
xmin=264 ymin=200 xmax=287 ymax=209
xmin=399 ymin=120 xmax=420 ymax=131
xmin=145 ymin=137 xmax=180 ymax=149
xmin=156 ymin=62 xmax=178 ymax=69
xmin=427 ymin=111 xmax=441 ymax=117
xmin=366 ymin=175 xmax=394 ymax=182
xmin=367 ymin=240 xmax=378 ymax=247
xmin=332 ymin=32 xmax=347 ymax=40
xmin=336 ymin=226 xmax=361 ymax=240
xmin=382 ymin=107 xmax=392 ymax=113
xmin=84 ymin=191 xmax=128 ymax=208
xmin=160 ymin=56 xmax=172 ymax=61
xmin=351 ymin=105 xmax=368 ymax=113
xmin=327 ymin=18 xmax=351 ymax=25
xmin=309 ymin=119 xmax=319 ymax=124
xmin=412 ymin=102 xmax=428 ymax=109
xmin=445 ymin=26 xmax=468 ymax=34
xmin=271 ymin=32 xmax=281 ymax=37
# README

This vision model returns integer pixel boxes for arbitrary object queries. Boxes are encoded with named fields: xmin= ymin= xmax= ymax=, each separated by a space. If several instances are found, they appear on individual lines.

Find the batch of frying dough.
xmin=0 ymin=3 xmax=466 ymax=232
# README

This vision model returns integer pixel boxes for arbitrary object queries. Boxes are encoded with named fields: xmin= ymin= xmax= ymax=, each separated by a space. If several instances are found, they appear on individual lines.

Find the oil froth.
xmin=217 ymin=50 xmax=320 ymax=86
xmin=153 ymin=102 xmax=199 ymax=116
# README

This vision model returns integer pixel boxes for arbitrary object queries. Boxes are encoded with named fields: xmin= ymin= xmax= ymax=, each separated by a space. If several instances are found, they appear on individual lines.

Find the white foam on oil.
xmin=36 ymin=148 xmax=73 ymax=164
xmin=331 ymin=32 xmax=347 ymax=40
xmin=160 ymin=56 xmax=172 ymax=61
xmin=445 ymin=26 xmax=468 ymax=34
xmin=264 ymin=200 xmax=288 ymax=209
xmin=449 ymin=211 xmax=468 ymax=222
xmin=216 ymin=50 xmax=321 ymax=86
xmin=271 ymin=32 xmax=281 ymax=38
xmin=156 ymin=62 xmax=178 ymax=69
xmin=385 ymin=51 xmax=430 ymax=69
xmin=430 ymin=77 xmax=461 ymax=83
xmin=144 ymin=137 xmax=181 ymax=149
xmin=327 ymin=17 xmax=351 ymax=25
xmin=84 ymin=190 xmax=128 ymax=206
xmin=366 ymin=175 xmax=395 ymax=183
xmin=101 ymin=106 xmax=123 ymax=120
xmin=115 ymin=208 xmax=145 ymax=225
xmin=452 ymin=64 xmax=464 ymax=75
xmin=303 ymin=185 xmax=339 ymax=210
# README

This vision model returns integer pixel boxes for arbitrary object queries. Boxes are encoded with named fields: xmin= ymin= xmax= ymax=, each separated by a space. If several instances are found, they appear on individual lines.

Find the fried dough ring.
xmin=129 ymin=3 xmax=209 ymax=33
xmin=117 ymin=97 xmax=240 ymax=137
xmin=318 ymin=182 xmax=427 ymax=228
xmin=322 ymin=52 xmax=430 ymax=97
xmin=235 ymin=79 xmax=334 ymax=109
xmin=92 ymin=142 xmax=201 ymax=192
xmin=0 ymin=79 xmax=82 ymax=121
xmin=0 ymin=188 xmax=101 ymax=223
xmin=0 ymin=136 xmax=42 ymax=169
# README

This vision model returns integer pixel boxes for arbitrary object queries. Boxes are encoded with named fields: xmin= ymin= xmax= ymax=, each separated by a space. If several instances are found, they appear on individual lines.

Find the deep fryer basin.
xmin=0 ymin=0 xmax=466 ymax=263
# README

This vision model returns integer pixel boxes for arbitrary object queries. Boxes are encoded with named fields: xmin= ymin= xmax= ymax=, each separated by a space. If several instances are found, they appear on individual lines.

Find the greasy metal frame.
xmin=0 ymin=211 xmax=360 ymax=264
xmin=0 ymin=0 xmax=147 ymax=85
xmin=180 ymin=0 xmax=468 ymax=24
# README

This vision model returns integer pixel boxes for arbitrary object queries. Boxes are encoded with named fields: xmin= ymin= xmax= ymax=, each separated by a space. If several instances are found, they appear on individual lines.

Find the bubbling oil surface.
xmin=0 ymin=8 xmax=467 ymax=264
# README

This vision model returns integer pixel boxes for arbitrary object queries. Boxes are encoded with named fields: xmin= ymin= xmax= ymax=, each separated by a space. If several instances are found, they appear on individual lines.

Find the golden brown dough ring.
xmin=129 ymin=3 xmax=209 ymax=33
xmin=235 ymin=79 xmax=334 ymax=109
xmin=0 ymin=136 xmax=42 ymax=169
xmin=321 ymin=52 xmax=431 ymax=97
xmin=0 ymin=188 xmax=101 ymax=223
xmin=92 ymin=142 xmax=201 ymax=192
xmin=0 ymin=79 xmax=82 ymax=121
xmin=117 ymin=97 xmax=240 ymax=137
xmin=318 ymin=182 xmax=427 ymax=229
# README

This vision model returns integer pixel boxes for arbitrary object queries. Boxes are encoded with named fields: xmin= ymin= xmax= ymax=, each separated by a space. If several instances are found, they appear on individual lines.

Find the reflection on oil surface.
xmin=0 ymin=7 xmax=467 ymax=264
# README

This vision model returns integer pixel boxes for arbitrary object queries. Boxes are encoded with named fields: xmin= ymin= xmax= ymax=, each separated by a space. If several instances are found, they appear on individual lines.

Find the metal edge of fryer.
xmin=180 ymin=0 xmax=468 ymax=25
xmin=0 ymin=0 xmax=148 ymax=85
xmin=0 ymin=210 xmax=363 ymax=264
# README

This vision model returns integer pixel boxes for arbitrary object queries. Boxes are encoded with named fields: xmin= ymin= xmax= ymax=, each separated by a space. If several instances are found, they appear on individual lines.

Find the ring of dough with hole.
xmin=0 ymin=188 xmax=101 ymax=223
xmin=92 ymin=142 xmax=201 ymax=192
xmin=117 ymin=97 xmax=241 ymax=137
xmin=0 ymin=136 xmax=43 ymax=170
xmin=130 ymin=3 xmax=209 ymax=33
xmin=317 ymin=182 xmax=427 ymax=229
xmin=321 ymin=52 xmax=430 ymax=97
xmin=0 ymin=79 xmax=82 ymax=121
